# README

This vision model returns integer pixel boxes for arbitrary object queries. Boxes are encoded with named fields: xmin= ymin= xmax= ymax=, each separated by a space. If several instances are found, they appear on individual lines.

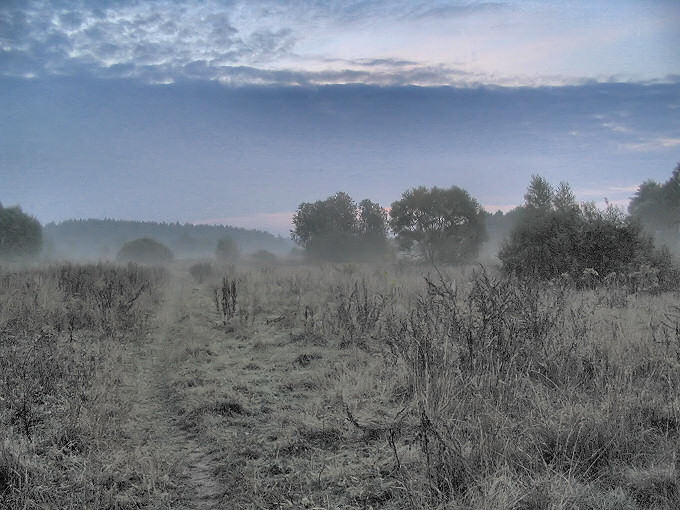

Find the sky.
xmin=1 ymin=0 xmax=679 ymax=237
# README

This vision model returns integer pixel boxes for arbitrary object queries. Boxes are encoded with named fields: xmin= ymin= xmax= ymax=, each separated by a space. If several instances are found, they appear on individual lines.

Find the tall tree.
xmin=524 ymin=175 xmax=554 ymax=214
xmin=389 ymin=185 xmax=487 ymax=264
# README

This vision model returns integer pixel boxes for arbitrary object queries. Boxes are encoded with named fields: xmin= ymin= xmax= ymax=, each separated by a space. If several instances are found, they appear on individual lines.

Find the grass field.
xmin=1 ymin=260 xmax=680 ymax=509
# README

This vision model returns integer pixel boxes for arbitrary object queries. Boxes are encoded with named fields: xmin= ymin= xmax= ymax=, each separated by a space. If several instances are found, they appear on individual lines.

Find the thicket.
xmin=629 ymin=163 xmax=680 ymax=252
xmin=116 ymin=237 xmax=174 ymax=264
xmin=499 ymin=176 xmax=677 ymax=288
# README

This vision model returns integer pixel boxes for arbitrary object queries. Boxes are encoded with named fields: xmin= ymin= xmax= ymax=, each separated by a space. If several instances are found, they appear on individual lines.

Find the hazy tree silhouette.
xmin=216 ymin=236 xmax=239 ymax=262
xmin=0 ymin=203 xmax=43 ymax=260
xmin=629 ymin=163 xmax=680 ymax=251
xmin=389 ymin=185 xmax=487 ymax=264
xmin=291 ymin=192 xmax=390 ymax=262
xmin=116 ymin=238 xmax=174 ymax=264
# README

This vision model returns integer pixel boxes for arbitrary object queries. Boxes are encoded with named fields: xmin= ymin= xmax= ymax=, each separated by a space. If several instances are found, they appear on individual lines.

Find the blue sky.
xmin=1 ymin=0 xmax=679 ymax=236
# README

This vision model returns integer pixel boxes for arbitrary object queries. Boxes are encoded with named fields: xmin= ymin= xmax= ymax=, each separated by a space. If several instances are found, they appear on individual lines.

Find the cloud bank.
xmin=2 ymin=0 xmax=678 ymax=86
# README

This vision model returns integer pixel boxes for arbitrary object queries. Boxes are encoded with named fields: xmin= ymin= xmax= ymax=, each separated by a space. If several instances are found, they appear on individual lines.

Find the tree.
xmin=389 ymin=185 xmax=487 ymax=264
xmin=116 ymin=238 xmax=174 ymax=264
xmin=356 ymin=199 xmax=390 ymax=259
xmin=291 ymin=192 xmax=390 ymax=262
xmin=215 ymin=236 xmax=239 ymax=262
xmin=0 ymin=204 xmax=43 ymax=260
xmin=629 ymin=163 xmax=680 ymax=251
xmin=524 ymin=175 xmax=554 ymax=214
xmin=553 ymin=181 xmax=578 ymax=215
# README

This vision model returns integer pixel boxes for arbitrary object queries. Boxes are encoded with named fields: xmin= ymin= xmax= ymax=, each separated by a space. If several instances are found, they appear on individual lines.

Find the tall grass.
xmin=0 ymin=263 xmax=170 ymax=509
xmin=3 ymin=258 xmax=679 ymax=508
xmin=196 ymin=261 xmax=680 ymax=508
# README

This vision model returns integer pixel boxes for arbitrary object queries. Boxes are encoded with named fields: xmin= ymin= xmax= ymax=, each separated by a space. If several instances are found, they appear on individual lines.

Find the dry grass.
xmin=2 ymin=259 xmax=680 ymax=508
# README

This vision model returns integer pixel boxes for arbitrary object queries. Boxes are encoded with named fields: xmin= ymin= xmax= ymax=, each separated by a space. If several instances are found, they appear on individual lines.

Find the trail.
xmin=129 ymin=272 xmax=223 ymax=509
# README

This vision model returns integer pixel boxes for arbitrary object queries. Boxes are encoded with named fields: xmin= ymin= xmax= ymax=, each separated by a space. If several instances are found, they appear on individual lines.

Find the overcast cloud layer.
xmin=2 ymin=77 xmax=679 ymax=235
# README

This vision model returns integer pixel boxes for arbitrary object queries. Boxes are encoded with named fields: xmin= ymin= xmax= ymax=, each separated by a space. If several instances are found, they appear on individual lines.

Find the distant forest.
xmin=43 ymin=219 xmax=293 ymax=260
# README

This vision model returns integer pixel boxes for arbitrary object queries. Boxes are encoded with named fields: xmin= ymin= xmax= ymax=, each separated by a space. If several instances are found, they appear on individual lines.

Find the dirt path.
xmin=128 ymin=273 xmax=224 ymax=509
xmin=122 ymin=267 xmax=391 ymax=508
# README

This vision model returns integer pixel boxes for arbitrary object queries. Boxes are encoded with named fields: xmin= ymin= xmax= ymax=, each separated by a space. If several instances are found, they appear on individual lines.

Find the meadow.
xmin=1 ymin=259 xmax=679 ymax=509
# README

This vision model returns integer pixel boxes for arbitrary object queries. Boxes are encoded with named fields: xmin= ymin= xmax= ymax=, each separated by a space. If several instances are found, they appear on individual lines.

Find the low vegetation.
xmin=3 ymin=256 xmax=679 ymax=508
xmin=0 ymin=263 xmax=172 ymax=508
xmin=116 ymin=237 xmax=175 ymax=264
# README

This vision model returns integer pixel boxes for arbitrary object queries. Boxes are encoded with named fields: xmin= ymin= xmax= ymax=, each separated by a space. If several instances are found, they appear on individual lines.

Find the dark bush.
xmin=215 ymin=236 xmax=239 ymax=262
xmin=251 ymin=249 xmax=277 ymax=265
xmin=0 ymin=204 xmax=42 ymax=260
xmin=499 ymin=176 xmax=672 ymax=286
xmin=116 ymin=238 xmax=174 ymax=264
xmin=188 ymin=261 xmax=215 ymax=283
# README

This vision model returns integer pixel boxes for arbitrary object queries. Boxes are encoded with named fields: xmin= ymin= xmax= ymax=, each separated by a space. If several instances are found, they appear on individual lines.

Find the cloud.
xmin=622 ymin=137 xmax=680 ymax=152
xmin=2 ymin=0 xmax=677 ymax=87
xmin=406 ymin=2 xmax=506 ymax=20
xmin=1 ymin=0 xmax=297 ymax=81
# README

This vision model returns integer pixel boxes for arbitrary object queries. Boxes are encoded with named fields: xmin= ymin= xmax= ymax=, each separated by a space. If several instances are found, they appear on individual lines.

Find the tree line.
xmin=3 ymin=164 xmax=679 ymax=287
xmin=292 ymin=164 xmax=680 ymax=286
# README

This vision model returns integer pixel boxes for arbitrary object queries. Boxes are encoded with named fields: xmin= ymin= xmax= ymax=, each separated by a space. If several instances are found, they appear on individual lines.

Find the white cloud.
xmin=622 ymin=137 xmax=680 ymax=152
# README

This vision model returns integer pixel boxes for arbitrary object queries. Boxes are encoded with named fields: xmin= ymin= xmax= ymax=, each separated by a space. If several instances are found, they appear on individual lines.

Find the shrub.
xmin=215 ymin=236 xmax=239 ymax=262
xmin=189 ymin=261 xmax=215 ymax=283
xmin=499 ymin=176 xmax=670 ymax=285
xmin=251 ymin=249 xmax=277 ymax=265
xmin=116 ymin=238 xmax=174 ymax=264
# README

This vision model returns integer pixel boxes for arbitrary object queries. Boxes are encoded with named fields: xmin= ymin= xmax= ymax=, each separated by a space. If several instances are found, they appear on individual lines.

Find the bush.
xmin=0 ymin=204 xmax=42 ymax=260
xmin=251 ymin=249 xmax=277 ymax=265
xmin=499 ymin=177 xmax=670 ymax=286
xmin=116 ymin=238 xmax=174 ymax=264
xmin=188 ymin=261 xmax=215 ymax=283
xmin=215 ymin=236 xmax=239 ymax=262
